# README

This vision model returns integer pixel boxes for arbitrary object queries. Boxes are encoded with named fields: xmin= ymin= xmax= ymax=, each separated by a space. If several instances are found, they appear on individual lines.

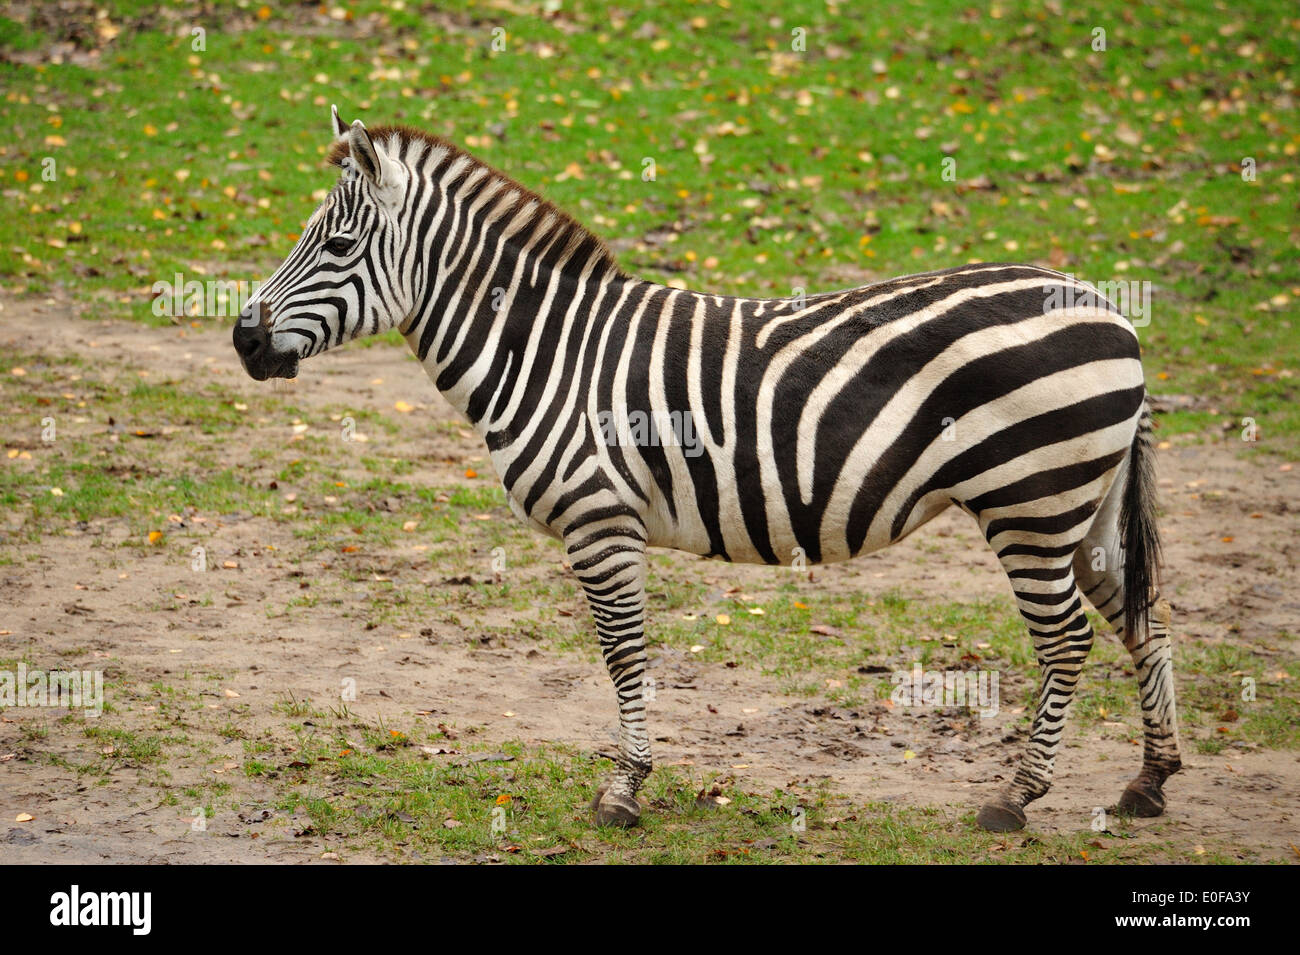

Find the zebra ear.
xmin=347 ymin=119 xmax=389 ymax=188
xmin=330 ymin=103 xmax=348 ymax=139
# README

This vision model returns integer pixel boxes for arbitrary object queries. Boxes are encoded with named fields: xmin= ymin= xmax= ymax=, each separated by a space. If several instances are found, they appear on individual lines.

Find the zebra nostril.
xmin=232 ymin=317 xmax=270 ymax=359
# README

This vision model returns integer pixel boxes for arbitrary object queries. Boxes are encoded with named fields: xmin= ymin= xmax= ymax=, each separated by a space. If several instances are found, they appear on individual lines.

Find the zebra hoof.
xmin=588 ymin=780 xmax=610 ymax=810
xmin=1116 ymin=781 xmax=1166 ymax=818
xmin=975 ymin=798 xmax=1027 ymax=832
xmin=593 ymin=790 xmax=641 ymax=828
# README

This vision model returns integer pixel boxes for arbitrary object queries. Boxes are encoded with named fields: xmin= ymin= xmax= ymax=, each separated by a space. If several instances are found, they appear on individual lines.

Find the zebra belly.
xmin=643 ymin=456 xmax=955 ymax=566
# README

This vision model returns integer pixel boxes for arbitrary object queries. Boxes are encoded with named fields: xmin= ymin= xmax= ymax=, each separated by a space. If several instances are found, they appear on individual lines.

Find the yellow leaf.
xmin=148 ymin=530 xmax=163 ymax=544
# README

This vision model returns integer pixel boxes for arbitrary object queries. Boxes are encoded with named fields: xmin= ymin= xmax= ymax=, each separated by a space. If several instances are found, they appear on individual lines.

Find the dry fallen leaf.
xmin=420 ymin=745 xmax=459 ymax=756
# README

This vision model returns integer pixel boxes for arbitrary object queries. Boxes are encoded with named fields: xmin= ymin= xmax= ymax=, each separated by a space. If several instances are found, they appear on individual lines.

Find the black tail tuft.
xmin=1120 ymin=403 xmax=1163 ymax=639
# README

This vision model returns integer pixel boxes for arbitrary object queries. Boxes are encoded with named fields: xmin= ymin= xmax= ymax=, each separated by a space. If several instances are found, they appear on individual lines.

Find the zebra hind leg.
xmin=975 ymin=519 xmax=1098 ymax=832
xmin=565 ymin=522 xmax=652 ymax=827
xmin=1072 ymin=484 xmax=1182 ymax=818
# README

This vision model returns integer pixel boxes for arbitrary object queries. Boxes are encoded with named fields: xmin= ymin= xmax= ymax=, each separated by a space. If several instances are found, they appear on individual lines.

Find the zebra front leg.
xmin=977 ymin=561 xmax=1096 ymax=832
xmin=566 ymin=524 xmax=651 ymax=827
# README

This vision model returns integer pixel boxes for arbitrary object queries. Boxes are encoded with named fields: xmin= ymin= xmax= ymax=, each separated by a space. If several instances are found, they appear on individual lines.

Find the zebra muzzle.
xmin=233 ymin=303 xmax=298 ymax=381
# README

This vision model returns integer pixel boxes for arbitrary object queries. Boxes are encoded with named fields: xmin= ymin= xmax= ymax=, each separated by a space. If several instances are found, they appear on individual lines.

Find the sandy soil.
xmin=1 ymin=294 xmax=1296 ymax=863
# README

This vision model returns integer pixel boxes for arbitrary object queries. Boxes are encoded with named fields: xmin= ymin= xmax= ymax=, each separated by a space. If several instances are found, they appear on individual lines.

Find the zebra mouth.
xmin=241 ymin=352 xmax=299 ymax=381
xmin=233 ymin=319 xmax=300 ymax=380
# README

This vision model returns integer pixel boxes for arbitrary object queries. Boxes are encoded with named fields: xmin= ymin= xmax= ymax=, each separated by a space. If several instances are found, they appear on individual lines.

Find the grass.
xmin=0 ymin=0 xmax=1296 ymax=451
xmin=60 ymin=694 xmax=1223 ymax=864
xmin=265 ymin=737 xmax=1214 ymax=864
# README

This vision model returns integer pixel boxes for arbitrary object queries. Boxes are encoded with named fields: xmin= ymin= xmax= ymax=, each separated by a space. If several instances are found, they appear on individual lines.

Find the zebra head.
xmin=234 ymin=106 xmax=412 ymax=381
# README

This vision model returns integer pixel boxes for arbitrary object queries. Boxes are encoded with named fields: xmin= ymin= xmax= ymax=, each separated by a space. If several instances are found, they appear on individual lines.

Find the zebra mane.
xmin=326 ymin=124 xmax=626 ymax=280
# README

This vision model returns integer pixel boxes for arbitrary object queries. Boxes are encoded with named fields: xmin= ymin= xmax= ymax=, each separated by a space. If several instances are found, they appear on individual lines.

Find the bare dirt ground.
xmin=1 ymin=294 xmax=1297 ymax=863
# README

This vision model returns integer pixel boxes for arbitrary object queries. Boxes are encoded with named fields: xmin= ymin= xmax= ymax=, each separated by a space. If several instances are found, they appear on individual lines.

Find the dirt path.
xmin=1 ymin=294 xmax=1296 ymax=863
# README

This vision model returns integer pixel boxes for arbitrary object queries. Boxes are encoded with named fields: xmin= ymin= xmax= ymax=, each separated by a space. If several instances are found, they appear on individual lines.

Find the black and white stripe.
xmin=235 ymin=110 xmax=1182 ymax=830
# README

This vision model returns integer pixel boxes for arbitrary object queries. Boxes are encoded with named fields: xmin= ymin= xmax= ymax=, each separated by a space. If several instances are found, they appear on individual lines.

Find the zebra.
xmin=233 ymin=107 xmax=1181 ymax=831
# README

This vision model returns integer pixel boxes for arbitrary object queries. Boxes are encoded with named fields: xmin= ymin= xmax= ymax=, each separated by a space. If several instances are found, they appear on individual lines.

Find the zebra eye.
xmin=323 ymin=236 xmax=354 ymax=256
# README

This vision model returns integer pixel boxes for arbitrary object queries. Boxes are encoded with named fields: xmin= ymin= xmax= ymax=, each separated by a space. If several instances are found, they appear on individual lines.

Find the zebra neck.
xmin=403 ymin=228 xmax=637 ymax=440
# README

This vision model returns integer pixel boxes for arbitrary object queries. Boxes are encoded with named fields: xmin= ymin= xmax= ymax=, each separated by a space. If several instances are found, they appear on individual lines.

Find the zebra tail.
xmin=1120 ymin=401 xmax=1163 ymax=639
